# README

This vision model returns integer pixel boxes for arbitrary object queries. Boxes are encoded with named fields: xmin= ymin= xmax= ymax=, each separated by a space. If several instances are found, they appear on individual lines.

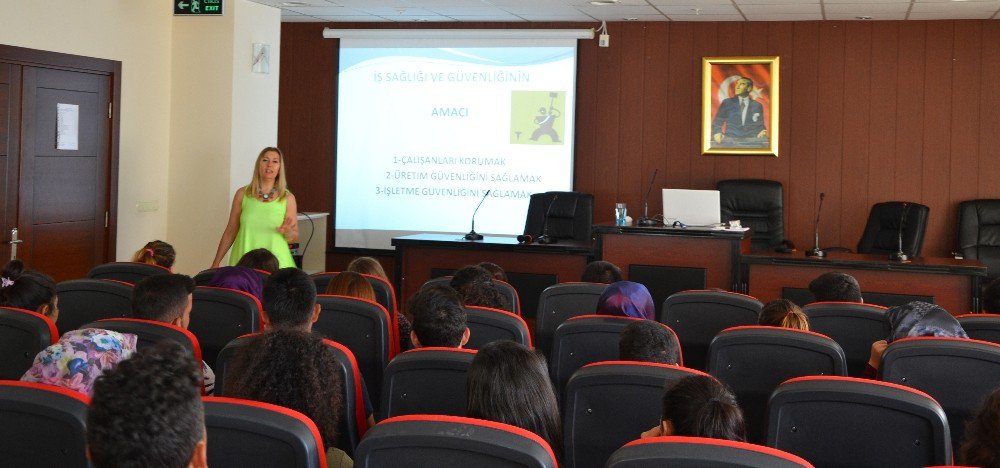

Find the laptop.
xmin=662 ymin=189 xmax=721 ymax=227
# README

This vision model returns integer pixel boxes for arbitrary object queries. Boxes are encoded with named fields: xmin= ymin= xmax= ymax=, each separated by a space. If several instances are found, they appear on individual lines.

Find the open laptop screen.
xmin=662 ymin=189 xmax=721 ymax=226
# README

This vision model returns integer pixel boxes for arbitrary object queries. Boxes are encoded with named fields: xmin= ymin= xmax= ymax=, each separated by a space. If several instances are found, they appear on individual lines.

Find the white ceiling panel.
xmin=734 ymin=0 xmax=819 ymax=5
xmin=744 ymin=12 xmax=824 ymax=18
xmin=824 ymin=2 xmax=910 ymax=12
xmin=650 ymin=0 xmax=736 ymax=5
xmin=826 ymin=11 xmax=907 ymax=17
xmin=739 ymin=3 xmax=822 ymax=13
xmin=909 ymin=10 xmax=995 ymax=17
xmin=328 ymin=0 xmax=412 ymax=6
xmin=422 ymin=5 xmax=515 ymax=14
xmin=446 ymin=13 xmax=530 ymax=19
xmin=656 ymin=3 xmax=742 ymax=14
xmin=668 ymin=13 xmax=748 ymax=19
xmin=517 ymin=13 xmax=599 ymax=20
xmin=313 ymin=15 xmax=396 ymax=21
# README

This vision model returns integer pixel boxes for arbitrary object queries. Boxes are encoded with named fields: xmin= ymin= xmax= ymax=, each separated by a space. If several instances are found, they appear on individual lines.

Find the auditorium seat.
xmin=312 ymin=271 xmax=398 ymax=320
xmin=767 ymin=376 xmax=951 ymax=468
xmin=81 ymin=318 xmax=205 ymax=392
xmin=717 ymin=179 xmax=785 ymax=251
xmin=563 ymin=361 xmax=707 ymax=468
xmin=188 ymin=286 xmax=262 ymax=369
xmin=0 ymin=307 xmax=58 ymax=379
xmin=607 ymin=436 xmax=814 ymax=468
xmin=957 ymin=199 xmax=1000 ymax=279
xmin=879 ymin=336 xmax=1000 ymax=451
xmin=660 ymin=290 xmax=761 ymax=370
xmin=0 ymin=380 xmax=89 ymax=467
xmin=707 ymin=326 xmax=847 ymax=443
xmin=802 ymin=301 xmax=889 ymax=376
xmin=355 ymin=414 xmax=558 ymax=468
xmin=549 ymin=315 xmax=648 ymax=395
xmin=315 ymin=295 xmax=391 ymax=408
xmin=535 ymin=282 xmax=607 ymax=355
xmin=523 ymin=191 xmax=594 ymax=243
xmin=856 ymin=201 xmax=930 ymax=257
xmin=377 ymin=347 xmax=476 ymax=420
xmin=87 ymin=261 xmax=171 ymax=284
xmin=464 ymin=306 xmax=532 ymax=350
xmin=54 ymin=278 xmax=133 ymax=335
xmin=956 ymin=313 xmax=1000 ymax=345
xmin=421 ymin=275 xmax=521 ymax=315
xmin=203 ymin=396 xmax=326 ymax=468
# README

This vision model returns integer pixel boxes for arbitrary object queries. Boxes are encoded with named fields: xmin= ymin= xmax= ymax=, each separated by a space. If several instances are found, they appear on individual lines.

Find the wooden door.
xmin=0 ymin=63 xmax=21 ymax=263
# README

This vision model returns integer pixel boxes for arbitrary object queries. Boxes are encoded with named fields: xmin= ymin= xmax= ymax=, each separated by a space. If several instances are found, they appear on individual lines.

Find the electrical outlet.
xmin=599 ymin=34 xmax=610 ymax=48
xmin=137 ymin=200 xmax=159 ymax=212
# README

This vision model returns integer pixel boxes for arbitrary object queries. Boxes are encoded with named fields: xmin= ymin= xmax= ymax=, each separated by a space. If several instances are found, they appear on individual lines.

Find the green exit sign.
xmin=174 ymin=0 xmax=223 ymax=15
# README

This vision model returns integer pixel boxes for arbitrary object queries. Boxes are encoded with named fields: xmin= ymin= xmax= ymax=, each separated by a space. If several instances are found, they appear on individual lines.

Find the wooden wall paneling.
xmin=788 ymin=22 xmax=820 ymax=249
xmin=814 ymin=22 xmax=847 ymax=248
xmin=712 ymin=22 xmax=744 ymax=184
xmin=867 ymin=22 xmax=900 ymax=207
xmin=641 ymin=22 xmax=669 ymax=217
xmin=840 ymin=22 xmax=874 ymax=249
xmin=949 ymin=20 xmax=983 ymax=252
xmin=762 ymin=22 xmax=793 ymax=187
xmin=738 ymin=21 xmax=770 ymax=181
xmin=574 ymin=30 xmax=599 ymax=202
xmin=618 ymin=23 xmax=646 ymax=214
xmin=921 ymin=21 xmax=955 ymax=257
xmin=690 ymin=24 xmax=719 ymax=190
xmin=593 ymin=23 xmax=623 ymax=222
xmin=893 ymin=22 xmax=926 ymax=205
xmin=665 ymin=23 xmax=694 ymax=191
xmin=978 ymin=21 xmax=1000 ymax=198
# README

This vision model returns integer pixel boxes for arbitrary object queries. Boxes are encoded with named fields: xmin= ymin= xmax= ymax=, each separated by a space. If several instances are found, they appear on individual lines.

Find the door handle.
xmin=8 ymin=228 xmax=23 ymax=261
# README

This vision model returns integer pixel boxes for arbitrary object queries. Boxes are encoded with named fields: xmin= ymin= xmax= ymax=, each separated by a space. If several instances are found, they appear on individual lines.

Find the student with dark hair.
xmin=132 ymin=274 xmax=214 ymax=395
xmin=466 ymin=341 xmax=562 ymax=459
xmin=758 ymin=299 xmax=810 ymax=331
xmin=477 ymin=262 xmax=508 ymax=282
xmin=262 ymin=267 xmax=321 ymax=330
xmin=960 ymin=387 xmax=1000 ymax=467
xmin=619 ymin=320 xmax=680 ymax=364
xmin=450 ymin=265 xmax=507 ymax=310
xmin=808 ymin=272 xmax=863 ymax=303
xmin=87 ymin=341 xmax=206 ymax=468
xmin=0 ymin=259 xmax=58 ymax=323
xmin=641 ymin=375 xmax=746 ymax=441
xmin=409 ymin=284 xmax=469 ymax=348
xmin=982 ymin=277 xmax=1000 ymax=314
xmin=235 ymin=247 xmax=280 ymax=273
xmin=581 ymin=260 xmax=623 ymax=284
xmin=132 ymin=240 xmax=176 ymax=270
xmin=225 ymin=330 xmax=352 ymax=467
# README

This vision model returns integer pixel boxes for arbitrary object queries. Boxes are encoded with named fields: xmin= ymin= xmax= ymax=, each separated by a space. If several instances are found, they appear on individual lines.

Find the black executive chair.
xmin=957 ymin=199 xmax=1000 ymax=279
xmin=523 ymin=191 xmax=593 ymax=242
xmin=717 ymin=179 xmax=785 ymax=251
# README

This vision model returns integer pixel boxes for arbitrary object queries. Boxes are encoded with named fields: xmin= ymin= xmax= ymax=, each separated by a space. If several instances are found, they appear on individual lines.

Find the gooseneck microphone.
xmin=889 ymin=202 xmax=910 ymax=262
xmin=637 ymin=169 xmax=660 ymax=227
xmin=463 ymin=189 xmax=491 ymax=241
xmin=536 ymin=194 xmax=560 ymax=245
xmin=806 ymin=192 xmax=826 ymax=258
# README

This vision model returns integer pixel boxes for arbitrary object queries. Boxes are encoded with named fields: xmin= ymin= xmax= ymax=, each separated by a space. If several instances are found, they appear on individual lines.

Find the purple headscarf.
xmin=208 ymin=266 xmax=263 ymax=301
xmin=596 ymin=281 xmax=655 ymax=320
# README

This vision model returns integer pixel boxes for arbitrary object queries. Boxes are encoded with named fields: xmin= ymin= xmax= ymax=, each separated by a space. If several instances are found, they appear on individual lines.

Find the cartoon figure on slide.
xmin=530 ymin=92 xmax=561 ymax=143
xmin=711 ymin=76 xmax=767 ymax=147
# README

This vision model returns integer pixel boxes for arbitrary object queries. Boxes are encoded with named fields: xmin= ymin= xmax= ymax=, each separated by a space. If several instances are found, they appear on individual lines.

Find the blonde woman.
xmin=212 ymin=147 xmax=298 ymax=269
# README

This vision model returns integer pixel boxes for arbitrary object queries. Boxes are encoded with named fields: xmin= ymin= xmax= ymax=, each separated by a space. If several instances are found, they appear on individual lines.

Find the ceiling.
xmin=247 ymin=0 xmax=1000 ymax=22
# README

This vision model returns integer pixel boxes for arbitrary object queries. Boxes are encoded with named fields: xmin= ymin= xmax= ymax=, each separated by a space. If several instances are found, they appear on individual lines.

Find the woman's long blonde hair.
xmin=244 ymin=146 xmax=288 ymax=201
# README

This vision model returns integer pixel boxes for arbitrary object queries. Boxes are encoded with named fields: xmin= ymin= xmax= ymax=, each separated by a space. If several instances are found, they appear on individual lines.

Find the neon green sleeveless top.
xmin=230 ymin=192 xmax=296 ymax=269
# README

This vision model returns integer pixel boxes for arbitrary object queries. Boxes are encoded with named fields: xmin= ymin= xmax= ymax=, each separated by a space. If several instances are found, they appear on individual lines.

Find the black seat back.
xmin=204 ymin=397 xmax=326 ymax=468
xmin=549 ymin=315 xmax=641 ymax=395
xmin=464 ymin=306 xmax=532 ymax=350
xmin=55 ymin=279 xmax=133 ymax=335
xmin=377 ymin=347 xmax=476 ymax=420
xmin=957 ymin=199 xmax=1000 ymax=279
xmin=523 ymin=191 xmax=594 ymax=242
xmin=188 ymin=286 xmax=262 ymax=369
xmin=856 ymin=201 xmax=930 ymax=257
xmin=536 ymin=282 xmax=607 ymax=355
xmin=717 ymin=179 xmax=784 ymax=250
xmin=86 ymin=261 xmax=171 ymax=284
xmin=802 ymin=302 xmax=889 ymax=376
xmin=315 ymin=295 xmax=391 ymax=406
xmin=660 ymin=290 xmax=762 ymax=370
xmin=0 ymin=381 xmax=89 ymax=468
xmin=956 ymin=314 xmax=1000 ymax=345
xmin=0 ymin=307 xmax=58 ymax=379
xmin=607 ymin=436 xmax=814 ymax=468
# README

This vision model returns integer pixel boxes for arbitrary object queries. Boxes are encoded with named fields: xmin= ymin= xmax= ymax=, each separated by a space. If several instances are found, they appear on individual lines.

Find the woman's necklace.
xmin=259 ymin=187 xmax=276 ymax=201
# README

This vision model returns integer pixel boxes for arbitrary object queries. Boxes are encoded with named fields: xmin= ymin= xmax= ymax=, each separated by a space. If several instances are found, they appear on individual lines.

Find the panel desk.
xmin=741 ymin=252 xmax=988 ymax=314
xmin=392 ymin=233 xmax=594 ymax=318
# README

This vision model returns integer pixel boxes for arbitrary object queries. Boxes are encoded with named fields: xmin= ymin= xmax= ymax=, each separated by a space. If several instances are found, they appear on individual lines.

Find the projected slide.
xmin=336 ymin=41 xmax=577 ymax=249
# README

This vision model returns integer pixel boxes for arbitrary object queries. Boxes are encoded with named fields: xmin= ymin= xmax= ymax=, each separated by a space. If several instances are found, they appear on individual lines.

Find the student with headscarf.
xmin=863 ymin=301 xmax=968 ymax=378
xmin=21 ymin=328 xmax=138 ymax=397
xmin=207 ymin=266 xmax=264 ymax=301
xmin=595 ymin=281 xmax=655 ymax=320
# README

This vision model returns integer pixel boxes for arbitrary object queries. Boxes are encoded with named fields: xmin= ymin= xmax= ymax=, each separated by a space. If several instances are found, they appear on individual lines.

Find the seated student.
xmin=450 ymin=265 xmax=508 ymax=310
xmin=619 ymin=320 xmax=680 ymax=365
xmin=596 ymin=281 xmax=655 ymax=320
xmin=408 ymin=284 xmax=469 ymax=348
xmin=466 ymin=341 xmax=562 ymax=460
xmin=132 ymin=274 xmax=215 ymax=395
xmin=581 ymin=260 xmax=623 ymax=284
xmin=22 ymin=328 xmax=137 ymax=397
xmin=225 ymin=330 xmax=352 ymax=468
xmin=864 ymin=301 xmax=968 ymax=379
xmin=235 ymin=248 xmax=279 ymax=274
xmin=346 ymin=256 xmax=388 ymax=280
xmin=960 ymin=387 xmax=1000 ymax=467
xmin=326 ymin=270 xmax=414 ymax=352
xmin=0 ymin=259 xmax=59 ymax=323
xmin=477 ymin=262 xmax=508 ymax=282
xmin=87 ymin=341 xmax=206 ymax=468
xmin=758 ymin=299 xmax=810 ymax=331
xmin=808 ymin=272 xmax=863 ymax=303
xmin=132 ymin=240 xmax=176 ymax=270
xmin=981 ymin=277 xmax=1000 ymax=314
xmin=641 ymin=375 xmax=746 ymax=441
xmin=207 ymin=266 xmax=264 ymax=301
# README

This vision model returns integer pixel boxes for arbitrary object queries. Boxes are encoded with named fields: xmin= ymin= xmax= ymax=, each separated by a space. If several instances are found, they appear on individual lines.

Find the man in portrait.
xmin=711 ymin=76 xmax=767 ymax=147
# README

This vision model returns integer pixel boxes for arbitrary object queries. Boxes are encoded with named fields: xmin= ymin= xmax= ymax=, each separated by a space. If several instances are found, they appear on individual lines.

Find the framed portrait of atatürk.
xmin=702 ymin=56 xmax=779 ymax=157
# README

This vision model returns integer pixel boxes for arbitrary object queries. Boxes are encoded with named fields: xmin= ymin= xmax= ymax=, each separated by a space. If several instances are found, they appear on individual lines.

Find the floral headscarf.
xmin=596 ymin=281 xmax=655 ymax=320
xmin=21 ymin=328 xmax=138 ymax=397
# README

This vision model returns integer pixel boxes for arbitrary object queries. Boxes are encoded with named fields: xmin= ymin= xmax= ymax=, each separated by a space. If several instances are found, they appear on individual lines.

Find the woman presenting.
xmin=212 ymin=147 xmax=298 ymax=269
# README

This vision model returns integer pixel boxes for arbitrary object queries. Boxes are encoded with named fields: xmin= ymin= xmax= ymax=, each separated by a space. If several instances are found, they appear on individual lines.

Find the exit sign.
xmin=174 ymin=0 xmax=223 ymax=15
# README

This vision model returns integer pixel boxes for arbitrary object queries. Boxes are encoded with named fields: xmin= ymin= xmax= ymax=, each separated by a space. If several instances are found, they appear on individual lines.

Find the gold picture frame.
xmin=702 ymin=56 xmax=779 ymax=157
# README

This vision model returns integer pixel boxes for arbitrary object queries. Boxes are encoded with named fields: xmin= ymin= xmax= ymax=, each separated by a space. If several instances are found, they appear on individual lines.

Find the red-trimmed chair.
xmin=0 ymin=307 xmax=58 ymax=379
xmin=464 ymin=306 xmax=532 ymax=350
xmin=767 ymin=376 xmax=951 ymax=467
xmin=563 ymin=362 xmax=708 ymax=468
xmin=707 ymin=326 xmax=847 ymax=443
xmin=377 ymin=347 xmax=477 ymax=420
xmin=214 ymin=334 xmax=367 ymax=456
xmin=422 ymin=275 xmax=521 ymax=315
xmin=203 ymin=396 xmax=327 ymax=468
xmin=879 ymin=336 xmax=1000 ymax=451
xmin=536 ymin=282 xmax=608 ymax=355
xmin=87 ymin=261 xmax=171 ymax=284
xmin=312 ymin=272 xmax=400 ymax=357
xmin=194 ymin=267 xmax=270 ymax=286
xmin=802 ymin=302 xmax=890 ymax=377
xmin=355 ymin=415 xmax=558 ymax=468
xmin=607 ymin=436 xmax=814 ymax=468
xmin=956 ymin=313 xmax=1000 ymax=345
xmin=660 ymin=290 xmax=762 ymax=371
xmin=188 ymin=286 xmax=263 ymax=370
xmin=55 ymin=278 xmax=133 ymax=335
xmin=315 ymin=294 xmax=391 ymax=409
xmin=0 ymin=380 xmax=89 ymax=467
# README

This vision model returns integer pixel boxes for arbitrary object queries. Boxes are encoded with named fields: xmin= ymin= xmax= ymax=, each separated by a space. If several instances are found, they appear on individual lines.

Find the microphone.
xmin=536 ymin=194 xmax=560 ymax=245
xmin=516 ymin=234 xmax=533 ymax=244
xmin=637 ymin=169 xmax=660 ymax=227
xmin=889 ymin=202 xmax=910 ymax=262
xmin=463 ymin=189 xmax=491 ymax=241
xmin=806 ymin=192 xmax=826 ymax=258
